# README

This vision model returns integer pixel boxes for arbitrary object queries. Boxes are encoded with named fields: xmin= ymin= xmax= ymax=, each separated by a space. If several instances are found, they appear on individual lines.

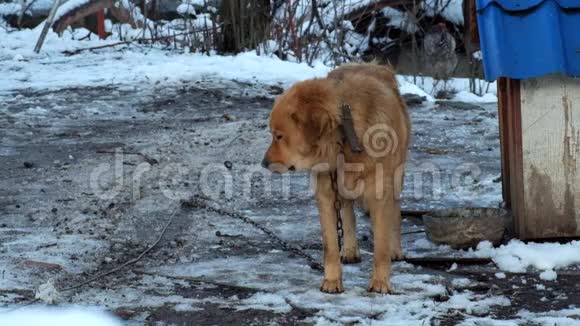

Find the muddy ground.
xmin=1 ymin=81 xmax=578 ymax=325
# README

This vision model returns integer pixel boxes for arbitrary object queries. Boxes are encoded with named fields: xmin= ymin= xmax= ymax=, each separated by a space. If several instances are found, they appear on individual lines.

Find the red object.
xmin=97 ymin=9 xmax=106 ymax=39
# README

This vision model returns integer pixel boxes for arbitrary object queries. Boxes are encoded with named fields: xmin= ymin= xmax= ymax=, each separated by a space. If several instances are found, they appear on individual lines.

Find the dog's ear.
xmin=290 ymin=81 xmax=337 ymax=142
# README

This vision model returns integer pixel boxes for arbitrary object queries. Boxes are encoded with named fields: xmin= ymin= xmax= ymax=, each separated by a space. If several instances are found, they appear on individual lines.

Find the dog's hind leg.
xmin=390 ymin=199 xmax=403 ymax=261
xmin=365 ymin=185 xmax=395 ymax=294
xmin=390 ymin=166 xmax=405 ymax=261
xmin=341 ymin=201 xmax=361 ymax=264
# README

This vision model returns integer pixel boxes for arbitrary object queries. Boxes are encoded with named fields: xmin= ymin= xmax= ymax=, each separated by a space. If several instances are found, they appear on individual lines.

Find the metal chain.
xmin=182 ymin=197 xmax=324 ymax=272
xmin=329 ymin=170 xmax=344 ymax=254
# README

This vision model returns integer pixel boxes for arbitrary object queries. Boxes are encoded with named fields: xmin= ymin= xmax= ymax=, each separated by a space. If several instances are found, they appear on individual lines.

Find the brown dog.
xmin=262 ymin=63 xmax=410 ymax=293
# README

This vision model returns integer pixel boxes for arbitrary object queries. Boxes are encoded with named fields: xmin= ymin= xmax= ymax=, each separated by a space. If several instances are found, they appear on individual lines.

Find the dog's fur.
xmin=262 ymin=63 xmax=410 ymax=293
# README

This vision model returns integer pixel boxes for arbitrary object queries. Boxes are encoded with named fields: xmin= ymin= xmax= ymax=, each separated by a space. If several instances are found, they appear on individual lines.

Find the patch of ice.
xmin=26 ymin=106 xmax=49 ymax=115
xmin=494 ymin=272 xmax=506 ymax=279
xmin=237 ymin=292 xmax=292 ymax=313
xmin=174 ymin=303 xmax=204 ymax=312
xmin=155 ymin=253 xmax=513 ymax=324
xmin=451 ymin=278 xmax=472 ymax=288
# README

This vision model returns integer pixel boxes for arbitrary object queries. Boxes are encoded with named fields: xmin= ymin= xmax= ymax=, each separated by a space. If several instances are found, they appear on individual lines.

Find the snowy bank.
xmin=0 ymin=27 xmax=497 ymax=102
xmin=0 ymin=27 xmax=330 ymax=93
xmin=475 ymin=240 xmax=580 ymax=280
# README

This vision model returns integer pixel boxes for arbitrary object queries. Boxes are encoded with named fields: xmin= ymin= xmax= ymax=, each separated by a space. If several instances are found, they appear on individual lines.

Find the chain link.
xmin=182 ymin=197 xmax=324 ymax=272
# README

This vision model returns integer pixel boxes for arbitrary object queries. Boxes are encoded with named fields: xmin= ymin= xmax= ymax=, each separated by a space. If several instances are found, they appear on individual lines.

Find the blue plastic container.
xmin=476 ymin=0 xmax=580 ymax=81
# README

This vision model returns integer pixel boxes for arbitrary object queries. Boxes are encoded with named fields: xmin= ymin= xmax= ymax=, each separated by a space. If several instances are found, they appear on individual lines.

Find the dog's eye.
xmin=275 ymin=134 xmax=283 ymax=141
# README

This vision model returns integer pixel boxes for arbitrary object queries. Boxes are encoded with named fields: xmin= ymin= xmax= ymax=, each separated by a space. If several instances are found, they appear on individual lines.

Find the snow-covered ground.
xmin=0 ymin=307 xmax=122 ymax=326
xmin=0 ymin=25 xmax=496 ymax=103
xmin=0 ymin=22 xmax=578 ymax=326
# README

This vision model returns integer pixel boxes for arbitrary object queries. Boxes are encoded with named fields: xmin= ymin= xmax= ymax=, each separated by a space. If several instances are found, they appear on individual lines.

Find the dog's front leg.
xmin=315 ymin=174 xmax=343 ymax=293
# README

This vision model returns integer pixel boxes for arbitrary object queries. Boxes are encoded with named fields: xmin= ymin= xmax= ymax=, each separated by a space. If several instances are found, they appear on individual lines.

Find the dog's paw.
xmin=367 ymin=279 xmax=393 ymax=294
xmin=320 ymin=279 xmax=344 ymax=294
xmin=341 ymin=254 xmax=362 ymax=264
xmin=341 ymin=248 xmax=361 ymax=264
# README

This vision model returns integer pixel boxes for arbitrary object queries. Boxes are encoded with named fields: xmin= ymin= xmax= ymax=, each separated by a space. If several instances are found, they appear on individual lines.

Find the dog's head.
xmin=262 ymin=79 xmax=338 ymax=173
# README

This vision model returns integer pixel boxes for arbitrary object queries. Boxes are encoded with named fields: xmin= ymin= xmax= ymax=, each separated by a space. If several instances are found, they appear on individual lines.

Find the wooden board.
xmin=519 ymin=75 xmax=580 ymax=238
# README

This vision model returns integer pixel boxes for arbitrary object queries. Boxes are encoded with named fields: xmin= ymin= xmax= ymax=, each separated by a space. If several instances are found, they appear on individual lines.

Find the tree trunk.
xmin=218 ymin=0 xmax=271 ymax=54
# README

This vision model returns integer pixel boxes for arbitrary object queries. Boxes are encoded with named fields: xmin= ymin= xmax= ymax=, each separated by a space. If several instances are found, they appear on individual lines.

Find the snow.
xmin=177 ymin=1 xmax=196 ymax=16
xmin=35 ymin=279 xmax=60 ymax=304
xmin=398 ymin=75 xmax=497 ymax=101
xmin=0 ymin=307 xmax=122 ymax=326
xmin=0 ymin=21 xmax=496 ymax=103
xmin=341 ymin=0 xmax=375 ymax=13
xmin=0 ymin=2 xmax=21 ymax=16
xmin=0 ymin=0 xmax=54 ymax=17
xmin=0 ymin=27 xmax=329 ymax=93
xmin=539 ymin=270 xmax=558 ymax=281
xmin=146 ymin=253 xmax=516 ymax=324
xmin=475 ymin=240 xmax=580 ymax=277
xmin=454 ymin=91 xmax=498 ymax=103
xmin=382 ymin=7 xmax=419 ymax=33
xmin=54 ymin=0 xmax=93 ymax=23
xmin=397 ymin=78 xmax=436 ymax=102
xmin=447 ymin=292 xmax=510 ymax=315
xmin=463 ymin=308 xmax=580 ymax=326
xmin=447 ymin=262 xmax=458 ymax=272
xmin=424 ymin=0 xmax=464 ymax=26
xmin=0 ymin=29 xmax=465 ymax=101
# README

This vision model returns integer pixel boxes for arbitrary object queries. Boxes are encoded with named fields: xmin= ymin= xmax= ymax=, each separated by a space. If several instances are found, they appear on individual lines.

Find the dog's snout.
xmin=261 ymin=157 xmax=270 ymax=169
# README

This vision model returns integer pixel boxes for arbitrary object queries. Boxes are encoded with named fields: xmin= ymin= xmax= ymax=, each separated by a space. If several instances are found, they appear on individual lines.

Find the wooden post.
xmin=500 ymin=75 xmax=580 ymax=239
xmin=497 ymin=78 xmax=512 ymax=208
xmin=97 ymin=9 xmax=106 ymax=39
xmin=34 ymin=0 xmax=62 ymax=53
